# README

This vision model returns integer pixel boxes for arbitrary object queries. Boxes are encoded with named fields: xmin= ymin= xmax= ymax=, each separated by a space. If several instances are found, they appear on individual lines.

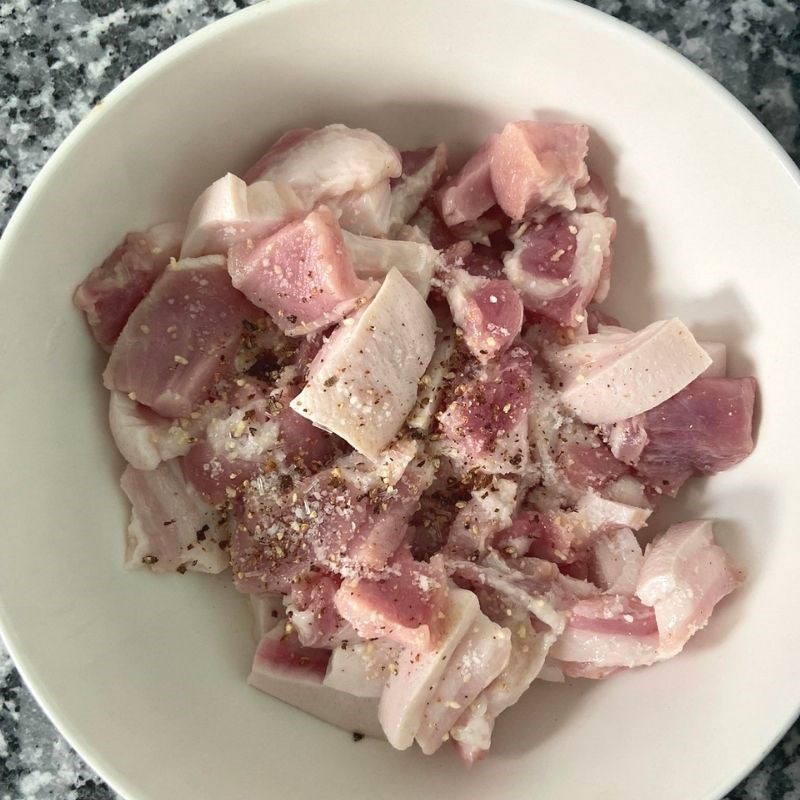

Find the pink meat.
xmin=275 ymin=381 xmax=337 ymax=471
xmin=503 ymin=211 xmax=615 ymax=327
xmin=228 ymin=206 xmax=374 ymax=336
xmin=120 ymin=460 xmax=228 ymax=574
xmin=634 ymin=377 xmax=757 ymax=495
xmin=103 ymin=257 xmax=261 ymax=418
xmin=445 ymin=268 xmax=523 ymax=364
xmin=438 ymin=345 xmax=533 ymax=475
xmin=285 ymin=573 xmax=354 ymax=648
xmin=557 ymin=441 xmax=628 ymax=491
xmin=489 ymin=121 xmax=589 ymax=219
xmin=435 ymin=138 xmax=497 ymax=226
xmin=250 ymin=632 xmax=331 ymax=681
xmin=74 ymin=222 xmax=184 ymax=350
xmin=182 ymin=441 xmax=259 ymax=506
xmin=334 ymin=552 xmax=449 ymax=650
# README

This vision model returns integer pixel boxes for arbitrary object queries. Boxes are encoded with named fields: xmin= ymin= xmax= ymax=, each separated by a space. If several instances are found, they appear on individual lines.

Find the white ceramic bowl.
xmin=1 ymin=1 xmax=799 ymax=798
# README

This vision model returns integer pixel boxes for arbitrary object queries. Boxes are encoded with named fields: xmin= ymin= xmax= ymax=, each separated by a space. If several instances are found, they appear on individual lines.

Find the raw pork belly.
xmin=76 ymin=117 xmax=758 ymax=763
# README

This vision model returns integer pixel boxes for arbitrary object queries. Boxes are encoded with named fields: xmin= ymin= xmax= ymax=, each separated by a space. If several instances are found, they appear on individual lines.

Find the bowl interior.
xmin=1 ymin=1 xmax=799 ymax=798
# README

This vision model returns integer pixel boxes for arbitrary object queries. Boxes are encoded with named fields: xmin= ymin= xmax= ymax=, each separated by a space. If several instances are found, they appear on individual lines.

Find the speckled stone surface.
xmin=0 ymin=0 xmax=798 ymax=798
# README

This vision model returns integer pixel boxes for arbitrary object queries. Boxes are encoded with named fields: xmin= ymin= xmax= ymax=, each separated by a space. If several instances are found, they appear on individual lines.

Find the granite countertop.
xmin=0 ymin=0 xmax=798 ymax=798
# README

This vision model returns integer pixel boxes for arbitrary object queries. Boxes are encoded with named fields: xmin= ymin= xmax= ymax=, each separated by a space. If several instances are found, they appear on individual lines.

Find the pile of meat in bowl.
xmin=74 ymin=120 xmax=756 ymax=763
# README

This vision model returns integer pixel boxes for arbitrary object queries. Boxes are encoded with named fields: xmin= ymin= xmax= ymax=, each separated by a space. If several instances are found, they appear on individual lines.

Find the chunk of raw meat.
xmin=120 ymin=460 xmax=227 ymax=573
xmin=634 ymin=377 xmax=757 ymax=495
xmin=248 ymin=628 xmax=384 ymax=739
xmin=489 ymin=122 xmax=589 ymax=219
xmin=590 ymin=527 xmax=644 ymax=595
xmin=180 ymin=174 xmax=305 ymax=258
xmin=549 ymin=319 xmax=713 ymax=425
xmin=437 ymin=345 xmax=533 ymax=475
xmin=291 ymin=268 xmax=436 ymax=459
xmin=244 ymin=124 xmax=401 ymax=207
xmin=389 ymin=145 xmax=448 ymax=230
xmin=343 ymin=230 xmax=439 ymax=297
xmin=228 ymin=206 xmax=375 ymax=336
xmin=503 ymin=211 xmax=615 ymax=327
xmin=104 ymin=256 xmax=261 ymax=417
xmin=108 ymin=391 xmax=194 ymax=470
xmin=329 ymin=180 xmax=393 ymax=237
xmin=445 ymin=268 xmax=523 ymax=364
xmin=379 ymin=588 xmax=481 ymax=749
xmin=74 ymin=221 xmax=184 ymax=350
xmin=436 ymin=139 xmax=497 ymax=226
xmin=636 ymin=520 xmax=742 ymax=656
xmin=415 ymin=610 xmax=511 ymax=755
xmin=334 ymin=553 xmax=449 ymax=650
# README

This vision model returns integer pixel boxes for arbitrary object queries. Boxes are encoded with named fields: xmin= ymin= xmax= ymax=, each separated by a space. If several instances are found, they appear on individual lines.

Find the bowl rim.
xmin=1 ymin=0 xmax=798 ymax=798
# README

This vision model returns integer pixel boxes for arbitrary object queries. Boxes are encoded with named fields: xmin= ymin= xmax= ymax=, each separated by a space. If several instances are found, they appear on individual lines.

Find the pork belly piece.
xmin=74 ymin=221 xmax=184 ymax=350
xmin=489 ymin=121 xmax=589 ymax=219
xmin=590 ymin=527 xmax=644 ymax=596
xmin=244 ymin=124 xmax=401 ymax=207
xmin=552 ymin=521 xmax=740 ymax=672
xmin=445 ymin=268 xmax=523 ymax=364
xmin=343 ymin=230 xmax=439 ymax=297
xmin=503 ymin=211 xmax=615 ymax=327
xmin=329 ymin=180 xmax=393 ymax=237
xmin=108 ymin=391 xmax=194 ymax=470
xmin=637 ymin=520 xmax=742 ymax=656
xmin=437 ymin=345 xmax=532 ymax=475
xmin=415 ymin=610 xmax=511 ymax=755
xmin=291 ymin=268 xmax=436 ymax=459
xmin=435 ymin=139 xmax=497 ymax=226
xmin=546 ymin=319 xmax=712 ymax=425
xmin=104 ymin=256 xmax=261 ymax=418
xmin=451 ymin=613 xmax=555 ymax=764
xmin=248 ymin=628 xmax=384 ymax=739
xmin=120 ymin=460 xmax=227 ymax=573
xmin=180 ymin=174 xmax=305 ymax=258
xmin=379 ymin=588 xmax=481 ymax=750
xmin=634 ymin=376 xmax=757 ymax=495
xmin=334 ymin=552 xmax=449 ymax=650
xmin=228 ymin=206 xmax=375 ymax=336
xmin=389 ymin=145 xmax=448 ymax=230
